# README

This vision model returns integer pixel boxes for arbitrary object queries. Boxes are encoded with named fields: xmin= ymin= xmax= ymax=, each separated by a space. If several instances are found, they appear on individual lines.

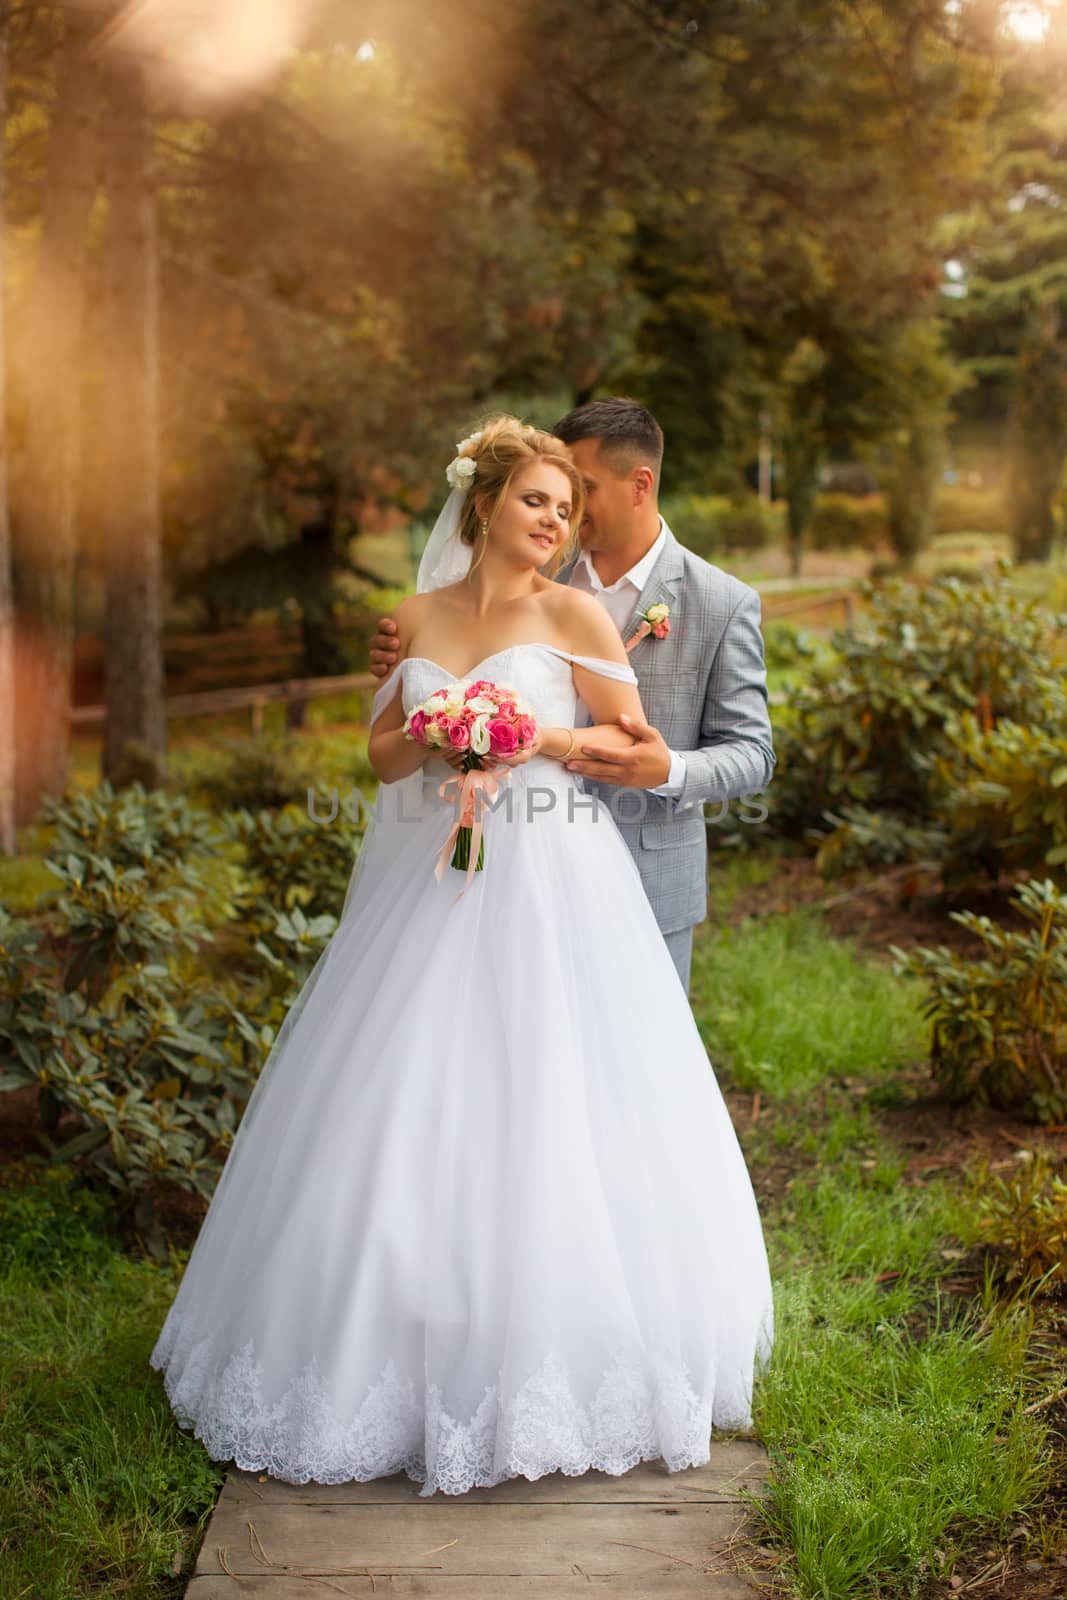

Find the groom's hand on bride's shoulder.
xmin=369 ymin=617 xmax=401 ymax=678
xmin=566 ymin=713 xmax=671 ymax=789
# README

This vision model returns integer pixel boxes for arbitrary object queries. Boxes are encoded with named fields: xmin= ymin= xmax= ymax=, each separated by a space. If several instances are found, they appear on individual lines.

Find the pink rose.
xmin=652 ymin=618 xmax=671 ymax=639
xmin=487 ymin=719 xmax=519 ymax=756
xmin=406 ymin=710 xmax=429 ymax=743
xmin=446 ymin=719 xmax=471 ymax=750
xmin=497 ymin=698 xmax=517 ymax=718
xmin=514 ymin=714 xmax=537 ymax=747
xmin=465 ymin=679 xmax=494 ymax=701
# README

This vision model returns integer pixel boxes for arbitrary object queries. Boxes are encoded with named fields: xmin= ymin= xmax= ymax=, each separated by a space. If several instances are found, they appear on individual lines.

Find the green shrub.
xmin=664 ymin=493 xmax=778 ymax=559
xmin=0 ymin=786 xmax=264 ymax=1244
xmin=758 ymin=564 xmax=1066 ymax=872
xmin=932 ymin=712 xmax=1067 ymax=889
xmin=927 ymin=561 xmax=989 ymax=583
xmin=40 ymin=779 xmax=217 ymax=879
xmin=0 ymin=904 xmax=259 ymax=1228
xmin=219 ymin=802 xmax=362 ymax=1020
xmin=763 ymin=620 xmax=821 ymax=674
xmin=0 ymin=778 xmax=377 ymax=1251
xmin=891 ymin=878 xmax=1067 ymax=1122
xmin=715 ymin=498 xmax=777 ymax=551
xmin=934 ymin=484 xmax=1007 ymax=535
xmin=811 ymin=805 xmax=945 ymax=880
xmin=224 ymin=800 xmax=364 ymax=923
xmin=807 ymin=493 xmax=889 ymax=551
xmin=963 ymin=1150 xmax=1067 ymax=1294
xmin=188 ymin=732 xmax=322 ymax=813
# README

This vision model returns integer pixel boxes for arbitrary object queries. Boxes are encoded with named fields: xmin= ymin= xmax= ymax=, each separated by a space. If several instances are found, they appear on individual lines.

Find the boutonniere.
xmin=625 ymin=602 xmax=671 ymax=652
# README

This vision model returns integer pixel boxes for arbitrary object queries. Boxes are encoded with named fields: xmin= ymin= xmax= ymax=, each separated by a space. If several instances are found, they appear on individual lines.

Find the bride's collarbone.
xmin=404 ymin=590 xmax=578 ymax=678
xmin=404 ymin=634 xmax=571 ymax=679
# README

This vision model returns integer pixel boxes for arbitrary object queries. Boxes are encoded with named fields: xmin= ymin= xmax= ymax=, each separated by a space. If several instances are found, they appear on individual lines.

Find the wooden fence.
xmin=67 ymin=582 xmax=859 ymax=733
xmin=68 ymin=672 xmax=379 ymax=735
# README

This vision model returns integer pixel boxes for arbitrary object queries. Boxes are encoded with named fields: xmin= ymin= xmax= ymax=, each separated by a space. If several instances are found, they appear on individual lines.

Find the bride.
xmin=149 ymin=415 xmax=774 ymax=1498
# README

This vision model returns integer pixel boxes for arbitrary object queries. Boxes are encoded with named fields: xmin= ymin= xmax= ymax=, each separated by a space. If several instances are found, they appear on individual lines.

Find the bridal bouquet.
xmin=403 ymin=679 xmax=538 ymax=887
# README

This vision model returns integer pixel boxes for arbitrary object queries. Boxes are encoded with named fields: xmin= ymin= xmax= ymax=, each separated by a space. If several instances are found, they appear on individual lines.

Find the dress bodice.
xmin=370 ymin=643 xmax=638 ymax=796
xmin=401 ymin=645 xmax=584 ymax=726
xmin=373 ymin=642 xmax=635 ymax=733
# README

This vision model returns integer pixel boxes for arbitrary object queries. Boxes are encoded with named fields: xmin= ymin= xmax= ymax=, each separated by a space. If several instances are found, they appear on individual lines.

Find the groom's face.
xmin=568 ymin=438 xmax=639 ymax=552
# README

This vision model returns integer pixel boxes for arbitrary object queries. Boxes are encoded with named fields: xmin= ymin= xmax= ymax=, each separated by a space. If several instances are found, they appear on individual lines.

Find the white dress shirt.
xmin=567 ymin=519 xmax=686 ymax=795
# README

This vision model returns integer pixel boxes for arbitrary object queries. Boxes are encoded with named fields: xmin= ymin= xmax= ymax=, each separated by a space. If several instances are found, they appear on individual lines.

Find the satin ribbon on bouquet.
xmin=434 ymin=767 xmax=503 ymax=900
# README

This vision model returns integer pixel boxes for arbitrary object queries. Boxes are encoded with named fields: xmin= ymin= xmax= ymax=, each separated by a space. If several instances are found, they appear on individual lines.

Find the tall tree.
xmin=0 ymin=5 xmax=14 ymax=854
xmin=940 ymin=2 xmax=1067 ymax=557
xmin=10 ymin=11 xmax=98 ymax=824
xmin=1005 ymin=294 xmax=1067 ymax=561
xmin=881 ymin=321 xmax=964 ymax=570
xmin=98 ymin=53 xmax=166 ymax=788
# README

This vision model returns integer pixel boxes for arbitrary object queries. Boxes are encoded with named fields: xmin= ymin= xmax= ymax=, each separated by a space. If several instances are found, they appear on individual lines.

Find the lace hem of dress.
xmin=149 ymin=1319 xmax=754 ymax=1497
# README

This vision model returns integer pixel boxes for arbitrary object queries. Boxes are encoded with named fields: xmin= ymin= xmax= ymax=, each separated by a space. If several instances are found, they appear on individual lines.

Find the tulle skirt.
xmin=149 ymin=758 xmax=774 ymax=1496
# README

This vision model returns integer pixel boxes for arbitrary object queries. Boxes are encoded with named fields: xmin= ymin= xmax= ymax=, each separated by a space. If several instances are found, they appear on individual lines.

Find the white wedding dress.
xmin=149 ymin=643 xmax=774 ymax=1497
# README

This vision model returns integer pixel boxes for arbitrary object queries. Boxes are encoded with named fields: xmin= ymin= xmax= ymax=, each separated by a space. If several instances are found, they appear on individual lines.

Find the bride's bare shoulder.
xmin=540 ymin=583 xmax=628 ymax=661
xmin=390 ymin=591 xmax=439 ymax=652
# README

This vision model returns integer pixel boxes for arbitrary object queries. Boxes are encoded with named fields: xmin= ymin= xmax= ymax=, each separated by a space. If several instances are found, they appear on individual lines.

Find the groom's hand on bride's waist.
xmin=369 ymin=616 xmax=401 ymax=677
xmin=565 ymin=713 xmax=671 ymax=789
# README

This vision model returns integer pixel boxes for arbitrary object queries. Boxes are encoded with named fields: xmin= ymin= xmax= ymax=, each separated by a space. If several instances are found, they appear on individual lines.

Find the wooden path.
xmin=184 ymin=1440 xmax=771 ymax=1598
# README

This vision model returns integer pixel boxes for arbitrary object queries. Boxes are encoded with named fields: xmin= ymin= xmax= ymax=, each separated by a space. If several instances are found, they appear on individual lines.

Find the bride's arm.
xmin=538 ymin=592 xmax=645 ymax=762
xmin=367 ymin=598 xmax=433 ymax=783
xmin=538 ymin=721 xmax=636 ymax=760
xmin=368 ymin=689 xmax=434 ymax=783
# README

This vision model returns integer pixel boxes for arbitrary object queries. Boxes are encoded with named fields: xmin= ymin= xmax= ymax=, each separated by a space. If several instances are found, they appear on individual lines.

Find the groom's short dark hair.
xmin=553 ymin=397 xmax=664 ymax=486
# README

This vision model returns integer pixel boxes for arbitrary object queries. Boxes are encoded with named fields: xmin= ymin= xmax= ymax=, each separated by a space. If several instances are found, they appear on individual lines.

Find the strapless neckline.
xmin=399 ymin=641 xmax=571 ymax=681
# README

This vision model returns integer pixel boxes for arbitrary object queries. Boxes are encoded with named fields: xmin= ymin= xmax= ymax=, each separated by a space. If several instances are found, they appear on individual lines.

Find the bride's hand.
xmin=493 ymin=728 xmax=542 ymax=768
xmin=440 ymin=747 xmax=504 ymax=772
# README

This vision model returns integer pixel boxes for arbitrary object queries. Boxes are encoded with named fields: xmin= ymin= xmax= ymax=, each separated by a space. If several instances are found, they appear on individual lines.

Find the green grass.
xmin=0 ymin=1169 xmax=220 ymax=1599
xmin=690 ymin=879 xmax=1059 ymax=1597
xmin=692 ymin=902 xmax=927 ymax=1096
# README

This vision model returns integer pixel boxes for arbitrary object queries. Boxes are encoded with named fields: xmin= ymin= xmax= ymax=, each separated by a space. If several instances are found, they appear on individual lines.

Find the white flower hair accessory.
xmin=446 ymin=455 xmax=477 ymax=491
xmin=444 ymin=429 xmax=484 ymax=492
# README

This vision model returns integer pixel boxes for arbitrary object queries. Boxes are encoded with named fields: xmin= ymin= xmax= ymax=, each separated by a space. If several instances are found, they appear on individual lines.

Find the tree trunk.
xmin=887 ymin=425 xmax=939 ymax=572
xmin=100 ymin=59 xmax=166 ymax=791
xmin=11 ymin=17 xmax=98 ymax=826
xmin=1007 ymin=302 xmax=1067 ymax=566
xmin=0 ymin=20 xmax=14 ymax=854
xmin=782 ymin=429 xmax=820 ymax=580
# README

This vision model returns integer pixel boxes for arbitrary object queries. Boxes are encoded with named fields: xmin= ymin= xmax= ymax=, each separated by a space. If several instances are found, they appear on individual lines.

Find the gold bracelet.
xmin=559 ymin=729 xmax=576 ymax=761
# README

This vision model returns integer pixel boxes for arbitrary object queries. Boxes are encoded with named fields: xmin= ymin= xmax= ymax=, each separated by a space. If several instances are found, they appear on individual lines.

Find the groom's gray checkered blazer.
xmin=557 ymin=521 xmax=775 ymax=936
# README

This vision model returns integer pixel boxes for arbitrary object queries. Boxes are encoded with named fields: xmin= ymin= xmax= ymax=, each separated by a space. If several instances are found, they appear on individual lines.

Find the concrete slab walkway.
xmin=184 ymin=1439 xmax=771 ymax=1599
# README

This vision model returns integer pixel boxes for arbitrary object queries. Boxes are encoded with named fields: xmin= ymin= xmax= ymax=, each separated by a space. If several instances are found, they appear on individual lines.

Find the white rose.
xmin=455 ymin=429 xmax=484 ymax=454
xmin=445 ymin=454 xmax=477 ymax=491
xmin=425 ymin=721 xmax=450 ymax=748
xmin=465 ymin=695 xmax=496 ymax=715
xmin=469 ymin=715 xmax=491 ymax=756
xmin=646 ymin=602 xmax=670 ymax=625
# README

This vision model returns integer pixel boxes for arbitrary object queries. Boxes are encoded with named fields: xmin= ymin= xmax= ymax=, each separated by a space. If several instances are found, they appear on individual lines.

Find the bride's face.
xmin=486 ymin=462 xmax=574 ymax=568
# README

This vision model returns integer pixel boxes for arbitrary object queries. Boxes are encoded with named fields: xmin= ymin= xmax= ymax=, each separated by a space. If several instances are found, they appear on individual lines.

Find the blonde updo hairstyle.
xmin=455 ymin=414 xmax=584 ymax=580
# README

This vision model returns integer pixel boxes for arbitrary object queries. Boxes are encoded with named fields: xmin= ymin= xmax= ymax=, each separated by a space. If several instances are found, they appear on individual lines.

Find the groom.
xmin=369 ymin=397 xmax=775 ymax=993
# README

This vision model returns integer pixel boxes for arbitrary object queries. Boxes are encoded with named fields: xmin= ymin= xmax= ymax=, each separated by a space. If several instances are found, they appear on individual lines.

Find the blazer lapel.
xmin=622 ymin=523 xmax=685 ymax=655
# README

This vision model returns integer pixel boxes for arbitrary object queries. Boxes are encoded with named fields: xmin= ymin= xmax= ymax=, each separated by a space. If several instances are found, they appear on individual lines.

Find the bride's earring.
xmin=480 ymin=517 xmax=489 ymax=537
